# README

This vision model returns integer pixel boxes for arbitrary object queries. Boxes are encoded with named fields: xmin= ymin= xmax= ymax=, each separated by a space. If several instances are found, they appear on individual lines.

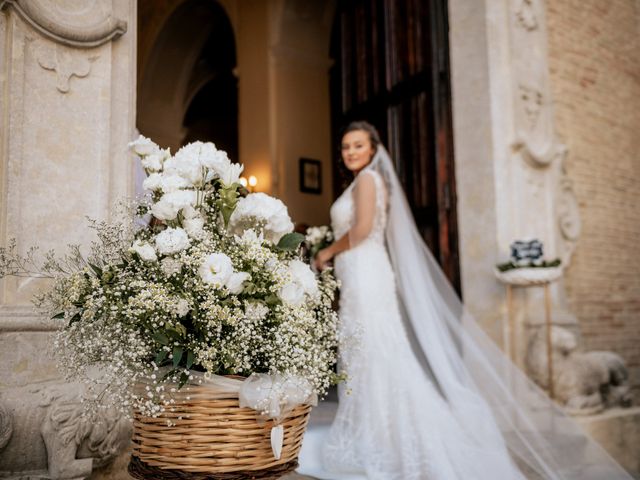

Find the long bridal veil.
xmin=368 ymin=146 xmax=631 ymax=480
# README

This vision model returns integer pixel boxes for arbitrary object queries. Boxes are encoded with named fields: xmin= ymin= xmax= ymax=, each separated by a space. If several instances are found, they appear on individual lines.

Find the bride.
xmin=297 ymin=121 xmax=631 ymax=480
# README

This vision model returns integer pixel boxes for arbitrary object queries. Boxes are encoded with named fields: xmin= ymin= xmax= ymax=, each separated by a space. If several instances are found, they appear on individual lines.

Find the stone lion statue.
xmin=0 ymin=381 xmax=130 ymax=479
xmin=526 ymin=325 xmax=632 ymax=415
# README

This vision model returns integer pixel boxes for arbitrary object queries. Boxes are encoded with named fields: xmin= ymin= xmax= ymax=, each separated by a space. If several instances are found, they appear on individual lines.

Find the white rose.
xmin=287 ymin=259 xmax=319 ymax=297
xmin=199 ymin=253 xmax=233 ymax=288
xmin=155 ymin=227 xmax=190 ymax=255
xmin=220 ymin=163 xmax=244 ymax=186
xmin=129 ymin=239 xmax=157 ymax=262
xmin=174 ymin=298 xmax=190 ymax=317
xmin=161 ymin=257 xmax=182 ymax=276
xmin=183 ymin=216 xmax=205 ymax=238
xmin=226 ymin=271 xmax=250 ymax=294
xmin=279 ymin=282 xmax=305 ymax=306
xmin=129 ymin=135 xmax=160 ymax=157
xmin=143 ymin=173 xmax=163 ymax=191
xmin=160 ymin=174 xmax=190 ymax=193
xmin=151 ymin=199 xmax=180 ymax=221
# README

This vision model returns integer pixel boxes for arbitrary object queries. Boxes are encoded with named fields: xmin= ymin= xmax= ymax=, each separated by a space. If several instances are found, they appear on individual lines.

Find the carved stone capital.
xmin=0 ymin=0 xmax=127 ymax=48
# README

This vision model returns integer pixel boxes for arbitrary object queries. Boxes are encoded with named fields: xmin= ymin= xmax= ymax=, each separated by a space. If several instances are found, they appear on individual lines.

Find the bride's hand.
xmin=314 ymin=248 xmax=333 ymax=271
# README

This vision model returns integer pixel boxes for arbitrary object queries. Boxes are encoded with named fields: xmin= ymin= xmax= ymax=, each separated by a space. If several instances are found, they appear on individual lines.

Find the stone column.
xmin=0 ymin=0 xmax=135 ymax=476
xmin=448 ymin=0 xmax=581 ymax=365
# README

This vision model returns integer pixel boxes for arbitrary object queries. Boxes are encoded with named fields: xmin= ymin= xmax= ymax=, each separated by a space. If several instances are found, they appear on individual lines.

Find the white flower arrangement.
xmin=0 ymin=135 xmax=341 ymax=418
xmin=304 ymin=225 xmax=334 ymax=262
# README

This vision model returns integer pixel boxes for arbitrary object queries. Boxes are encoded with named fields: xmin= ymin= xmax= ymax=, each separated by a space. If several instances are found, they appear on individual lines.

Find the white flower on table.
xmin=129 ymin=240 xmax=157 ymax=262
xmin=229 ymin=193 xmax=294 ymax=244
xmin=155 ymin=227 xmax=190 ymax=255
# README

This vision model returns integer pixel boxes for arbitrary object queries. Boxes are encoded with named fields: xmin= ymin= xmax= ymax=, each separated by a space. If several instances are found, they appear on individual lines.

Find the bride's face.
xmin=341 ymin=130 xmax=375 ymax=174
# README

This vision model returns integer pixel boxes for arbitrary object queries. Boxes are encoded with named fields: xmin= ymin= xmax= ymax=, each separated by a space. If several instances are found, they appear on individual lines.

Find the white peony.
xmin=199 ymin=253 xmax=234 ymax=288
xmin=155 ymin=227 xmax=190 ymax=255
xmin=143 ymin=173 xmax=163 ymax=191
xmin=129 ymin=239 xmax=157 ymax=262
xmin=160 ymin=174 xmax=191 ymax=193
xmin=226 ymin=271 xmax=250 ymax=294
xmin=151 ymin=199 xmax=180 ymax=221
xmin=229 ymin=193 xmax=294 ymax=243
xmin=279 ymin=282 xmax=305 ymax=306
xmin=161 ymin=257 xmax=182 ymax=276
xmin=183 ymin=216 xmax=205 ymax=239
xmin=129 ymin=135 xmax=160 ymax=157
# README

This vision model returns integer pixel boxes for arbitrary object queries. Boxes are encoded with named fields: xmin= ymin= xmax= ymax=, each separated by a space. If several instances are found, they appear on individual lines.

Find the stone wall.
xmin=546 ymin=0 xmax=640 ymax=400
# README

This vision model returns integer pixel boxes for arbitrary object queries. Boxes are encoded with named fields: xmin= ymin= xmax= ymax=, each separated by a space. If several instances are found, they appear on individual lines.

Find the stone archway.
xmin=137 ymin=0 xmax=237 ymax=154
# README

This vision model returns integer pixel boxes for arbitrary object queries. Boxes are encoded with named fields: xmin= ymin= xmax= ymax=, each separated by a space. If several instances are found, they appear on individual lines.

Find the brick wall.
xmin=546 ymin=0 xmax=640 ymax=399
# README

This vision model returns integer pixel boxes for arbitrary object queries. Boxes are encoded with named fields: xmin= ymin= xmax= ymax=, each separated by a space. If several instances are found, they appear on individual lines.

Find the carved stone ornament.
xmin=526 ymin=326 xmax=632 ymax=415
xmin=0 ymin=0 xmax=127 ymax=48
xmin=514 ymin=0 xmax=539 ymax=32
xmin=556 ymin=150 xmax=582 ymax=264
xmin=0 ymin=381 xmax=131 ymax=478
xmin=35 ymin=41 xmax=99 ymax=93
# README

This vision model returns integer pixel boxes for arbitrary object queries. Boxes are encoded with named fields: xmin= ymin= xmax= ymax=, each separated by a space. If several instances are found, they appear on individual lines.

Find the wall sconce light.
xmin=239 ymin=175 xmax=258 ymax=192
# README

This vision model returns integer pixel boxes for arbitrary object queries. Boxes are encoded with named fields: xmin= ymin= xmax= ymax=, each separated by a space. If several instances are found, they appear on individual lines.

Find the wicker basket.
xmin=128 ymin=384 xmax=312 ymax=479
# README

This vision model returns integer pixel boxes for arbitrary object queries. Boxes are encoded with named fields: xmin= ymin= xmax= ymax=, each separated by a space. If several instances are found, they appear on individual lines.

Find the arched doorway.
xmin=137 ymin=0 xmax=238 ymax=157
xmin=330 ymin=0 xmax=460 ymax=292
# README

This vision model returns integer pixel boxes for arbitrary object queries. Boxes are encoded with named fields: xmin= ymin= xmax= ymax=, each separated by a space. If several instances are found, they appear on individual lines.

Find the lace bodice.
xmin=330 ymin=169 xmax=388 ymax=248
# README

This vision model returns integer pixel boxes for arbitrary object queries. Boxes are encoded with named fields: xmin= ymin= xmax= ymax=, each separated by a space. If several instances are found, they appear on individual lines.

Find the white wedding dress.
xmin=297 ymin=147 xmax=632 ymax=480
xmin=300 ymin=169 xmax=523 ymax=480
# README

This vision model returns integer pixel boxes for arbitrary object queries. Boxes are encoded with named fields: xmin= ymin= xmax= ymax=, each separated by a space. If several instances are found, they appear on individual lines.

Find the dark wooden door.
xmin=330 ymin=0 xmax=460 ymax=293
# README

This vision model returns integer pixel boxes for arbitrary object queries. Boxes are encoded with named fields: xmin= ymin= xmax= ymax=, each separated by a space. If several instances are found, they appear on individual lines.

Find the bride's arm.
xmin=314 ymin=172 xmax=377 ymax=270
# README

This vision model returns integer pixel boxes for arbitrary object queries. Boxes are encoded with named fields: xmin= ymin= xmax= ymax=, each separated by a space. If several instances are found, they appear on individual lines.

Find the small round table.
xmin=494 ymin=266 xmax=563 ymax=398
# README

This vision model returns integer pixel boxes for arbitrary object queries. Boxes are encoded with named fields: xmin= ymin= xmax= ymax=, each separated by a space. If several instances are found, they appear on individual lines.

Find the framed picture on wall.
xmin=299 ymin=158 xmax=322 ymax=194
